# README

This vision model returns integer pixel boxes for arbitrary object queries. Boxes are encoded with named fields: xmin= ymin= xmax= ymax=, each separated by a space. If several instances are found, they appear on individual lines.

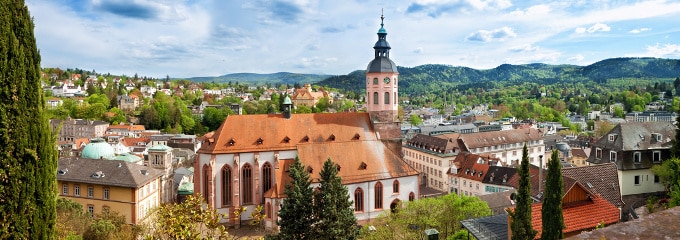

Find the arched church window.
xmin=373 ymin=92 xmax=379 ymax=104
xmin=384 ymin=92 xmax=390 ymax=104
xmin=242 ymin=164 xmax=253 ymax=204
xmin=221 ymin=165 xmax=232 ymax=206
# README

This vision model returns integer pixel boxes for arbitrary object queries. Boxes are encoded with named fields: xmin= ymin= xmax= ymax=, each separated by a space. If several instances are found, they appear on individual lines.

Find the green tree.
xmin=55 ymin=198 xmax=89 ymax=239
xmin=145 ymin=193 xmax=229 ymax=239
xmin=541 ymin=150 xmax=564 ymax=239
xmin=312 ymin=158 xmax=358 ymax=239
xmin=651 ymin=158 xmax=680 ymax=194
xmin=273 ymin=157 xmax=315 ymax=239
xmin=509 ymin=144 xmax=537 ymax=240
xmin=408 ymin=114 xmax=423 ymax=126
xmin=0 ymin=1 xmax=58 ymax=238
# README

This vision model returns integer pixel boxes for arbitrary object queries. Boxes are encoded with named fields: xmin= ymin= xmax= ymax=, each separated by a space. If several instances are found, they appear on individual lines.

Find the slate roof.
xmin=477 ymin=190 xmax=517 ymax=215
xmin=458 ymin=128 xmax=543 ymax=150
xmin=57 ymin=157 xmax=163 ymax=188
xmin=616 ymin=122 xmax=674 ymax=151
xmin=561 ymin=163 xmax=624 ymax=208
xmin=198 ymin=113 xmax=378 ymax=154
xmin=407 ymin=133 xmax=460 ymax=155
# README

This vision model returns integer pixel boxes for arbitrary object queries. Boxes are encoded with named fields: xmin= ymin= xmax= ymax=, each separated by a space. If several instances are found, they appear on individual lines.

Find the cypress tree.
xmin=0 ymin=1 xmax=57 ymax=238
xmin=312 ymin=158 xmax=358 ymax=240
xmin=509 ymin=144 xmax=537 ymax=240
xmin=275 ymin=157 xmax=315 ymax=239
xmin=541 ymin=150 xmax=564 ymax=240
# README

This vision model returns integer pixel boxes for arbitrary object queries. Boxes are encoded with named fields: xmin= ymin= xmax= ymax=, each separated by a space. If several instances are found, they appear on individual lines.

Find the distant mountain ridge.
xmin=316 ymin=57 xmax=680 ymax=95
xmin=187 ymin=72 xmax=332 ymax=85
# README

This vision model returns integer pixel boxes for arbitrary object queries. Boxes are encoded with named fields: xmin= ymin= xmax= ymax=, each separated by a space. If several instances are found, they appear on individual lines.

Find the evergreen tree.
xmin=274 ymin=157 xmax=315 ymax=239
xmin=672 ymin=108 xmax=680 ymax=158
xmin=0 ymin=1 xmax=58 ymax=238
xmin=509 ymin=144 xmax=537 ymax=240
xmin=312 ymin=158 xmax=358 ymax=240
xmin=541 ymin=150 xmax=564 ymax=239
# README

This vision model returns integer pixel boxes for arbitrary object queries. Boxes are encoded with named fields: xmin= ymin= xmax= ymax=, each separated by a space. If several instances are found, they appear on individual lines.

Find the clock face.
xmin=384 ymin=77 xmax=390 ymax=84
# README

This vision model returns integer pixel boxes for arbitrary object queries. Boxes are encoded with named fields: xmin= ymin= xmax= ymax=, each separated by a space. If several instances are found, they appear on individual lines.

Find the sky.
xmin=25 ymin=0 xmax=680 ymax=78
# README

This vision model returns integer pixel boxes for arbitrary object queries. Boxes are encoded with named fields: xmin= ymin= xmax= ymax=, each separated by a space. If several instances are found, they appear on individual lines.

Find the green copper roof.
xmin=81 ymin=138 xmax=115 ymax=160
xmin=178 ymin=181 xmax=194 ymax=195
xmin=283 ymin=96 xmax=292 ymax=105
xmin=149 ymin=144 xmax=172 ymax=152
xmin=113 ymin=152 xmax=142 ymax=163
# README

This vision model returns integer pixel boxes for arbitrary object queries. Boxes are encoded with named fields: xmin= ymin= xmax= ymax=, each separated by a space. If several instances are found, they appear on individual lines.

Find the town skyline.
xmin=27 ymin=0 xmax=680 ymax=78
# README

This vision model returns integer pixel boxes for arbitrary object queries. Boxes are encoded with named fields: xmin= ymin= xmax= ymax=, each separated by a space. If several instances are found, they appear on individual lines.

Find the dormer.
xmin=283 ymin=136 xmax=291 ymax=143
xmin=227 ymin=138 xmax=236 ymax=146
xmin=652 ymin=133 xmax=662 ymax=142
xmin=478 ymin=171 xmax=483 ymax=177
xmin=329 ymin=134 xmax=336 ymax=141
xmin=608 ymin=134 xmax=617 ymax=142
xmin=360 ymin=162 xmax=368 ymax=170
xmin=256 ymin=138 xmax=263 ymax=145
xmin=302 ymin=135 xmax=309 ymax=143
xmin=353 ymin=133 xmax=361 ymax=140
xmin=307 ymin=166 xmax=313 ymax=174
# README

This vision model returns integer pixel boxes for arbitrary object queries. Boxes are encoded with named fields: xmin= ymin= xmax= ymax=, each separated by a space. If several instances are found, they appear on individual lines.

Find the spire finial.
xmin=381 ymin=8 xmax=385 ymax=26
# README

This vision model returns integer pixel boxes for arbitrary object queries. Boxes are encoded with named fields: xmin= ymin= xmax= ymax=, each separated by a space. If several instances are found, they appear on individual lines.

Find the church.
xmin=194 ymin=15 xmax=419 ymax=228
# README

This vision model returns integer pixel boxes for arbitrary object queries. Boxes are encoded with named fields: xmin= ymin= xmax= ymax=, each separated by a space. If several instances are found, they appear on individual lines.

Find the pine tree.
xmin=672 ymin=109 xmax=680 ymax=157
xmin=0 ymin=1 xmax=57 ymax=238
xmin=312 ymin=158 xmax=358 ymax=240
xmin=541 ymin=150 xmax=564 ymax=240
xmin=509 ymin=144 xmax=537 ymax=240
xmin=275 ymin=157 xmax=315 ymax=239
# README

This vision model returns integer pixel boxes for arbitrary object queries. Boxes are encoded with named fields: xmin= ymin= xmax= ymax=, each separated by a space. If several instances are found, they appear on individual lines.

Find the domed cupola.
xmin=367 ymin=14 xmax=398 ymax=73
xmin=81 ymin=138 xmax=116 ymax=160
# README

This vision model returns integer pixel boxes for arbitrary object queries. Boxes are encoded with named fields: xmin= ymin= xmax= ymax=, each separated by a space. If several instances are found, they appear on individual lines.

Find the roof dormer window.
xmin=360 ymin=162 xmax=367 ymax=170
xmin=228 ymin=138 xmax=236 ymax=146
xmin=307 ymin=166 xmax=313 ymax=174
xmin=353 ymin=133 xmax=360 ymax=140
xmin=608 ymin=134 xmax=617 ymax=142
xmin=283 ymin=136 xmax=291 ymax=143
xmin=302 ymin=135 xmax=309 ymax=143
xmin=329 ymin=134 xmax=336 ymax=141
xmin=256 ymin=138 xmax=263 ymax=145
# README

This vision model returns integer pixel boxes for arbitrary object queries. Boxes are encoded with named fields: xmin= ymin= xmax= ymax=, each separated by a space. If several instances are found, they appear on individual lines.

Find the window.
xmin=634 ymin=175 xmax=641 ymax=185
xmin=203 ymin=165 xmax=210 ymax=203
xmin=266 ymin=203 xmax=272 ymax=219
xmin=373 ymin=78 xmax=378 ymax=85
xmin=609 ymin=134 xmax=617 ymax=142
xmin=242 ymin=164 xmax=253 ymax=204
xmin=375 ymin=182 xmax=383 ymax=209
xmin=610 ymin=151 xmax=617 ymax=162
xmin=633 ymin=152 xmax=641 ymax=163
xmin=393 ymin=180 xmax=399 ymax=193
xmin=262 ymin=163 xmax=273 ymax=196
xmin=384 ymin=92 xmax=390 ymax=104
xmin=354 ymin=188 xmax=364 ymax=212
xmin=222 ymin=166 xmax=232 ymax=206
xmin=103 ymin=188 xmax=110 ymax=200
xmin=74 ymin=185 xmax=80 ymax=196
xmin=409 ymin=192 xmax=415 ymax=201
xmin=87 ymin=205 xmax=94 ymax=217
xmin=62 ymin=184 xmax=68 ymax=195
xmin=373 ymin=92 xmax=378 ymax=104
xmin=653 ymin=151 xmax=661 ymax=163
xmin=595 ymin=148 xmax=602 ymax=159
xmin=88 ymin=186 xmax=94 ymax=198
xmin=654 ymin=175 xmax=660 ymax=183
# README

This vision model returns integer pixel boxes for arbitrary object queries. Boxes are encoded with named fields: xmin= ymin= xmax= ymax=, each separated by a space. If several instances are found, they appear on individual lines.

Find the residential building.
xmin=195 ymin=15 xmax=419 ymax=229
xmin=290 ymin=83 xmax=330 ymax=107
xmin=117 ymin=94 xmax=139 ymax=113
xmin=57 ymin=157 xmax=163 ymax=224
xmin=587 ymin=122 xmax=674 ymax=208
xmin=404 ymin=133 xmax=461 ymax=193
xmin=625 ymin=111 xmax=676 ymax=123
xmin=50 ymin=117 xmax=109 ymax=143
xmin=457 ymin=128 xmax=545 ymax=167
xmin=106 ymin=124 xmax=146 ymax=138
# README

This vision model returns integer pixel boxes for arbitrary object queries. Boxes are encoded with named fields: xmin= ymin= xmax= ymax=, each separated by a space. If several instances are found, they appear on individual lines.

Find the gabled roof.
xmin=595 ymin=122 xmax=675 ymax=151
xmin=121 ymin=137 xmax=150 ymax=147
xmin=561 ymin=163 xmax=624 ymax=208
xmin=198 ymin=113 xmax=377 ymax=154
xmin=57 ymin=157 xmax=163 ymax=188
xmin=530 ymin=194 xmax=619 ymax=238
xmin=458 ymin=128 xmax=543 ymax=150
xmin=407 ymin=133 xmax=460 ymax=154
xmin=452 ymin=152 xmax=492 ymax=182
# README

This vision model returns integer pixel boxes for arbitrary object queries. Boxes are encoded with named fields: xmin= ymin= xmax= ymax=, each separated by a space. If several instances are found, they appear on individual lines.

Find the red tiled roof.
xmin=121 ymin=137 xmax=150 ymax=147
xmin=198 ymin=113 xmax=377 ymax=154
xmin=530 ymin=194 xmax=619 ymax=238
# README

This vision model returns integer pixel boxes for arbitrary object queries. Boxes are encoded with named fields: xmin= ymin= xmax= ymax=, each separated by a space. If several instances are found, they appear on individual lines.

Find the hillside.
xmin=316 ymin=57 xmax=680 ymax=95
xmin=187 ymin=72 xmax=331 ymax=85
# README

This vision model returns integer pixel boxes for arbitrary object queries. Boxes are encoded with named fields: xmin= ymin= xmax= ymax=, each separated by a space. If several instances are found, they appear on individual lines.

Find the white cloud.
xmin=629 ymin=28 xmax=651 ymax=34
xmin=574 ymin=23 xmax=610 ymax=34
xmin=413 ymin=47 xmax=424 ymax=54
xmin=567 ymin=54 xmax=585 ymax=62
xmin=645 ymin=43 xmax=680 ymax=57
xmin=509 ymin=4 xmax=551 ymax=16
xmin=509 ymin=44 xmax=539 ymax=52
xmin=466 ymin=27 xmax=517 ymax=42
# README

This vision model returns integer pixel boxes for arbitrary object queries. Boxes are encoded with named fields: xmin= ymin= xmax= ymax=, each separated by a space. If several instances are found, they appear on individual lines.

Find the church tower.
xmin=366 ymin=14 xmax=401 ymax=152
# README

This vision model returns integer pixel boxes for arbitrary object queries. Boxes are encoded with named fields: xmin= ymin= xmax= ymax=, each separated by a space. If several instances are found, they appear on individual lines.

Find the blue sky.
xmin=26 ymin=0 xmax=680 ymax=78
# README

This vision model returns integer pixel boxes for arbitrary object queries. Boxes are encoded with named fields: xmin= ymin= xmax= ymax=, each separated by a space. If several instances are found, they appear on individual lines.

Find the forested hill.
xmin=188 ymin=72 xmax=331 ymax=85
xmin=316 ymin=57 xmax=680 ymax=95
